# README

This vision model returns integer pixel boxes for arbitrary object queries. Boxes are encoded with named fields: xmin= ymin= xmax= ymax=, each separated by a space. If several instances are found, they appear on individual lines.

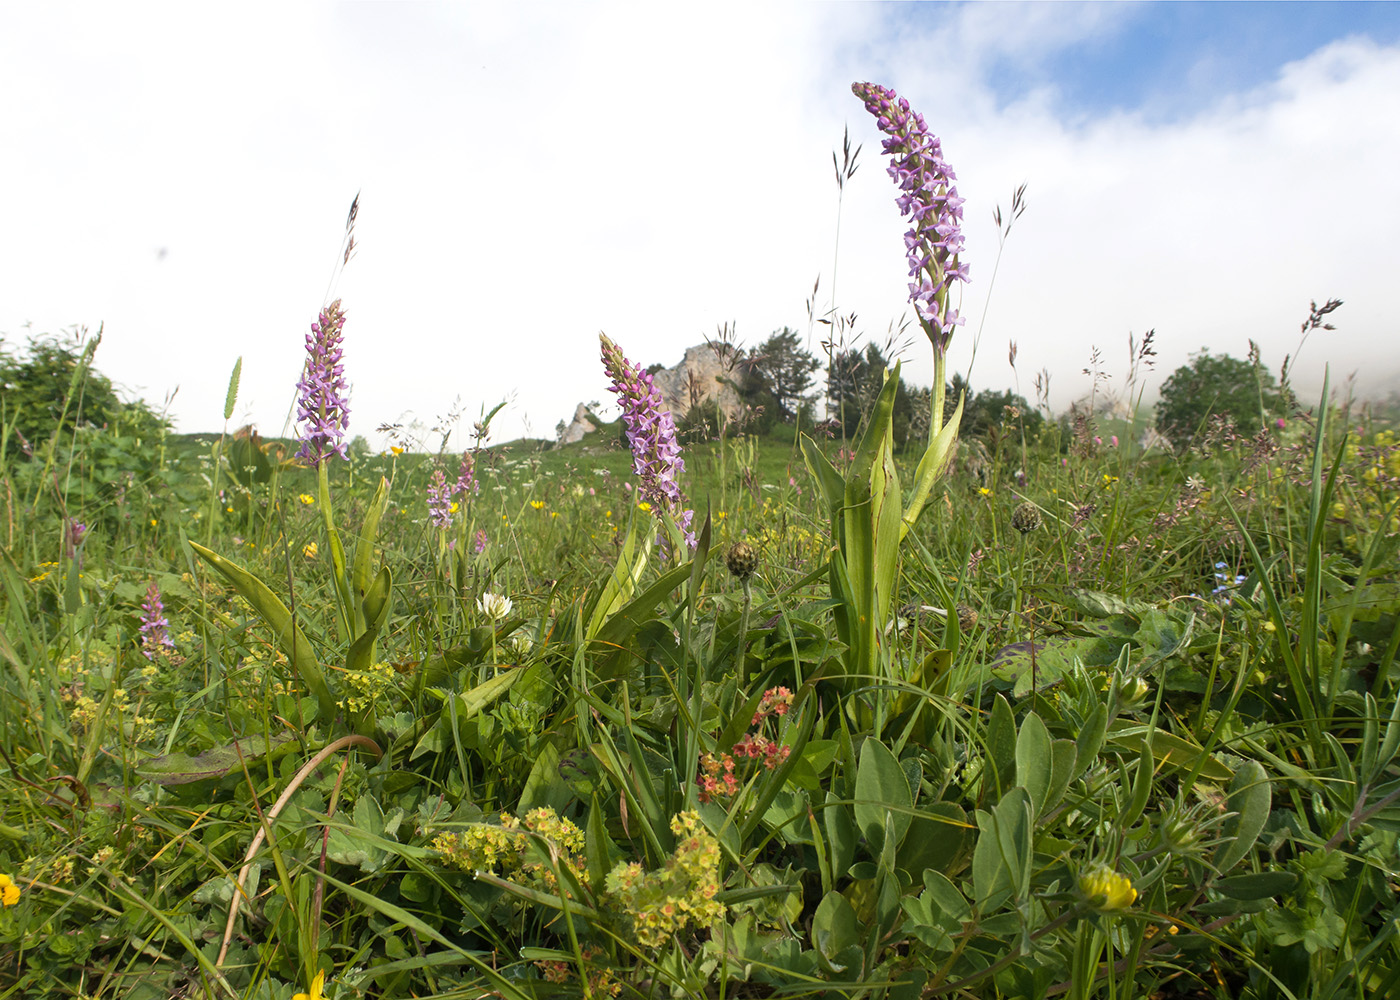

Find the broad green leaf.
xmin=971 ymin=787 xmax=1031 ymax=909
xmin=854 ymin=738 xmax=912 ymax=850
xmin=1015 ymin=711 xmax=1052 ymax=818
xmin=188 ymin=540 xmax=334 ymax=721
xmin=985 ymin=695 xmax=1017 ymax=798
xmin=812 ymin=889 xmax=860 ymax=969
xmin=801 ymin=433 xmax=846 ymax=509
xmin=896 ymin=802 xmax=971 ymax=877
xmin=1216 ymin=759 xmax=1271 ymax=873
xmin=351 ymin=476 xmax=390 ymax=606
xmin=1106 ymin=722 xmax=1233 ymax=781
xmin=1215 ymin=871 xmax=1298 ymax=900
xmin=823 ymin=789 xmax=857 ymax=879
xmin=136 ymin=734 xmax=296 ymax=785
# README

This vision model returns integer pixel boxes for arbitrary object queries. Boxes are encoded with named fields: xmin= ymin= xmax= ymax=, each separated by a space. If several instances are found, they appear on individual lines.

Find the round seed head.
xmin=726 ymin=541 xmax=759 ymax=581
xmin=1011 ymin=501 xmax=1043 ymax=534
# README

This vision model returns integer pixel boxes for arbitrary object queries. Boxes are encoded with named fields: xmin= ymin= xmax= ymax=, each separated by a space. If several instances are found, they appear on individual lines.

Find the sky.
xmin=3 ymin=2 xmax=1398 ymax=448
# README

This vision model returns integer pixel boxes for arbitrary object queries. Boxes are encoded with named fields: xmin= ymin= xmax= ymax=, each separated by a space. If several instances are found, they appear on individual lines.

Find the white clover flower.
xmin=477 ymin=593 xmax=513 ymax=621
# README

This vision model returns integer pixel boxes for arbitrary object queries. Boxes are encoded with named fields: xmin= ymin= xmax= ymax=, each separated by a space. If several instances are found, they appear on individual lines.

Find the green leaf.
xmin=854 ymin=738 xmax=912 ymax=850
xmin=812 ymin=889 xmax=860 ymax=969
xmin=985 ymin=694 xmax=1017 ymax=798
xmin=517 ymin=742 xmax=571 ymax=815
xmin=1105 ymin=722 xmax=1233 ymax=781
xmin=971 ymin=787 xmax=1031 ymax=909
xmin=187 ymin=540 xmax=334 ymax=721
xmin=1015 ymin=711 xmax=1051 ymax=819
xmin=896 ymin=802 xmax=971 ymax=877
xmin=801 ymin=433 xmax=846 ymax=509
xmin=351 ymin=476 xmax=390 ymax=606
xmin=1214 ymin=871 xmax=1299 ymax=900
xmin=136 ymin=734 xmax=296 ymax=785
xmin=823 ymin=789 xmax=857 ymax=879
xmin=1216 ymin=759 xmax=1271 ymax=873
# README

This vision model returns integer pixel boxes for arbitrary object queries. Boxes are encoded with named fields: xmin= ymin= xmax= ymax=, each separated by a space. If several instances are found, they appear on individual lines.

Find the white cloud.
xmin=0 ymin=4 xmax=1395 ymax=450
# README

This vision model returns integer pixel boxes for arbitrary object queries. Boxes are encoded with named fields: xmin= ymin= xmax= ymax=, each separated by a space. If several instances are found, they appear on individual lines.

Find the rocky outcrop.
xmin=650 ymin=343 xmax=742 ymax=421
xmin=555 ymin=403 xmax=598 ymax=447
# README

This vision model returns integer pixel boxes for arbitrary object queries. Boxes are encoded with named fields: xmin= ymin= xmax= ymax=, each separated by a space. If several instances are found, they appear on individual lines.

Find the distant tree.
xmin=1155 ymin=349 xmax=1282 ymax=451
xmin=744 ymin=327 xmax=820 ymax=422
xmin=0 ymin=331 xmax=167 ymax=454
xmin=957 ymin=385 xmax=1044 ymax=441
xmin=827 ymin=343 xmax=916 ymax=444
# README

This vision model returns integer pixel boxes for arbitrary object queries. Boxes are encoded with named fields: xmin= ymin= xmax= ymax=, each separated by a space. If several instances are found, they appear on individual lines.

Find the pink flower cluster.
xmin=852 ymin=82 xmax=968 ymax=353
xmin=698 ymin=687 xmax=794 ymax=803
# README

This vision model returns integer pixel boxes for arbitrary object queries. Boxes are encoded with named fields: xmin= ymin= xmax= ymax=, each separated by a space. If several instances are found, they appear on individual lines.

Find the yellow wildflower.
xmin=303 ymin=542 xmax=318 ymax=559
xmin=292 ymin=970 xmax=325 ymax=1000
xmin=298 ymin=493 xmax=315 ymax=506
xmin=391 ymin=445 xmax=404 ymax=456
xmin=530 ymin=500 xmax=546 ymax=511
xmin=1079 ymin=864 xmax=1136 ymax=910
xmin=0 ymin=873 xmax=20 ymax=906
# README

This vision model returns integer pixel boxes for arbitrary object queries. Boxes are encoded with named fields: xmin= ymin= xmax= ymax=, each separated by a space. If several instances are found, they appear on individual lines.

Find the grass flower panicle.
xmin=295 ymin=300 xmax=350 ymax=467
xmin=599 ymin=332 xmax=696 ymax=549
xmin=852 ymin=82 xmax=967 ymax=354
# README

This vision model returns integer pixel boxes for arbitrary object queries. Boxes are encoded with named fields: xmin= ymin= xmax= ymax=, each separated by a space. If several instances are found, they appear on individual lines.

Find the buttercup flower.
xmin=852 ymin=82 xmax=967 ymax=353
xmin=0 ymin=873 xmax=20 ymax=906
xmin=599 ymin=333 xmax=696 ymax=549
xmin=292 ymin=970 xmax=326 ymax=1000
xmin=294 ymin=300 xmax=350 ymax=467
xmin=477 ymin=592 xmax=513 ymax=621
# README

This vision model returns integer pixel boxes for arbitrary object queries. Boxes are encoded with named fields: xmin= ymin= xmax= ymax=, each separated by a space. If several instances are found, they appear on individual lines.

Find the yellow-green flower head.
xmin=0 ymin=873 xmax=20 ymax=906
xmin=1079 ymin=864 xmax=1137 ymax=911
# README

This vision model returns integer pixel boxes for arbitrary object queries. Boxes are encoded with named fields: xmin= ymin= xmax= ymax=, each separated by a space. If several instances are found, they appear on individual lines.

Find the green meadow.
xmin=3 ymin=84 xmax=1400 ymax=1000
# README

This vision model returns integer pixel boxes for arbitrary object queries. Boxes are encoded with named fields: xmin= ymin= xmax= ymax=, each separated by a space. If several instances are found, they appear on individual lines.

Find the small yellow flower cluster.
xmin=28 ymin=561 xmax=59 ymax=584
xmin=1079 ymin=863 xmax=1137 ymax=911
xmin=603 ymin=811 xmax=725 ymax=949
xmin=0 ymin=872 xmax=21 ymax=906
xmin=336 ymin=661 xmax=396 ymax=714
xmin=433 ymin=808 xmax=589 ymax=895
xmin=303 ymin=541 xmax=318 ymax=559
xmin=298 ymin=493 xmax=316 ymax=506
xmin=530 ymin=499 xmax=547 ymax=511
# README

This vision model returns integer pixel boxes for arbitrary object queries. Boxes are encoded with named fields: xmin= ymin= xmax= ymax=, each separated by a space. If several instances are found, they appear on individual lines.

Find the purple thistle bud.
xmin=454 ymin=450 xmax=477 ymax=499
xmin=295 ymin=300 xmax=351 ymax=468
xmin=599 ymin=333 xmax=696 ymax=549
xmin=426 ymin=468 xmax=453 ymax=528
xmin=852 ymin=82 xmax=969 ymax=355
xmin=140 ymin=579 xmax=175 ymax=658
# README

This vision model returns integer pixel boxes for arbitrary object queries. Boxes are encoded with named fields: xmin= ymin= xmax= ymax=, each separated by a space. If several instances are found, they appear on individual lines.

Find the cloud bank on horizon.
xmin=1 ymin=2 xmax=1397 ymax=446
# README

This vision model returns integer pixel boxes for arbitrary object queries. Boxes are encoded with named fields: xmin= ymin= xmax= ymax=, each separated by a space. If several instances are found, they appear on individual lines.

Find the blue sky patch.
xmin=973 ymin=2 xmax=1400 ymax=122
